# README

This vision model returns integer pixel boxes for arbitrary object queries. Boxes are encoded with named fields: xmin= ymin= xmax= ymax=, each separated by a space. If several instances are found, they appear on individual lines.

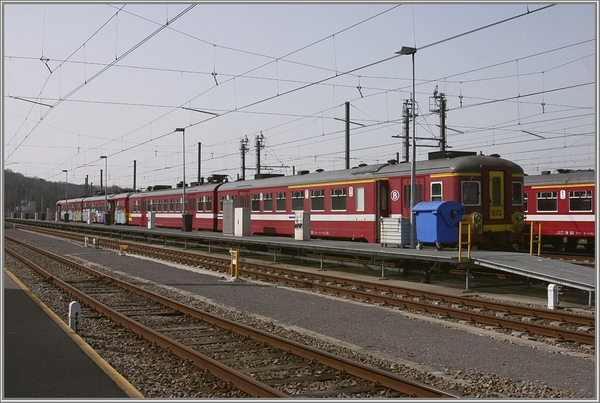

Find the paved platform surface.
xmin=2 ymin=270 xmax=140 ymax=399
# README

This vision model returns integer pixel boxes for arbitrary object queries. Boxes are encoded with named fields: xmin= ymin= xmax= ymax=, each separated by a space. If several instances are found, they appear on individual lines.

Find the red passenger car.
xmin=217 ymin=151 xmax=525 ymax=249
xmin=524 ymin=170 xmax=595 ymax=251
xmin=128 ymin=182 xmax=225 ymax=231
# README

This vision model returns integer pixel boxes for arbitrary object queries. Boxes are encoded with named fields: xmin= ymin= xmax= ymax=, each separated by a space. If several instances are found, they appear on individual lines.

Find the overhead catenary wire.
xmin=7 ymin=4 xmax=592 ymax=185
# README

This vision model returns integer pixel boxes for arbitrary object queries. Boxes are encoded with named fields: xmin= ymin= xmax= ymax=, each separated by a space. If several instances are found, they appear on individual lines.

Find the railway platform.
xmin=8 ymin=218 xmax=597 ymax=301
xmin=2 ymin=269 xmax=142 ymax=399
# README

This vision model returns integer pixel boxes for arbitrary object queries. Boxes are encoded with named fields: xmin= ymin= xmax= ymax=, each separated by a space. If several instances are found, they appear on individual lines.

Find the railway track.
xmin=4 ymin=237 xmax=460 ymax=399
xmin=106 ymin=239 xmax=595 ymax=346
xmin=7 ymin=226 xmax=595 ymax=347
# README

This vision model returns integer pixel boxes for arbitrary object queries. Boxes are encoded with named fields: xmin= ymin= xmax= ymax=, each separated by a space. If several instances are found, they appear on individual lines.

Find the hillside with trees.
xmin=4 ymin=169 xmax=127 ymax=218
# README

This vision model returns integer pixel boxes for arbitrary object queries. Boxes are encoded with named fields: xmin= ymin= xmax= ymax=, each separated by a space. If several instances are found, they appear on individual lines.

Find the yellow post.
xmin=458 ymin=222 xmax=472 ymax=263
xmin=529 ymin=222 xmax=542 ymax=256
xmin=229 ymin=249 xmax=239 ymax=278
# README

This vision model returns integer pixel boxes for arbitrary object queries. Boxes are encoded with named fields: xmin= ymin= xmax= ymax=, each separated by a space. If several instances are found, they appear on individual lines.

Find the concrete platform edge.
xmin=3 ymin=268 xmax=144 ymax=398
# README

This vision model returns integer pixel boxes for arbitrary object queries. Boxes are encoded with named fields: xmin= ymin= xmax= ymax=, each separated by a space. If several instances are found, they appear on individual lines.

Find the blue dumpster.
xmin=413 ymin=201 xmax=465 ymax=251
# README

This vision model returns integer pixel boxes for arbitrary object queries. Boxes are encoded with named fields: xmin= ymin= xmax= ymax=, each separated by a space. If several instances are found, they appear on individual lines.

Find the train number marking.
xmin=490 ymin=208 xmax=504 ymax=217
xmin=391 ymin=190 xmax=400 ymax=202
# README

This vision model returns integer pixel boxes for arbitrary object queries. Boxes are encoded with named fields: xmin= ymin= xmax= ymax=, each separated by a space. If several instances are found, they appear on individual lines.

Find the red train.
xmin=523 ymin=169 xmax=595 ymax=251
xmin=56 ymin=151 xmax=526 ymax=249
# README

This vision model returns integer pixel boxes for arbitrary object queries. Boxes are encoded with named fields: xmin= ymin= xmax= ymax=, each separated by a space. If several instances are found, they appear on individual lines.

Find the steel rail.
xmin=9 ymin=227 xmax=594 ymax=342
xmin=111 ymin=239 xmax=595 ymax=330
xmin=5 ymin=238 xmax=460 ymax=399
xmin=110 ymin=241 xmax=595 ymax=345
xmin=5 ymin=247 xmax=287 ymax=398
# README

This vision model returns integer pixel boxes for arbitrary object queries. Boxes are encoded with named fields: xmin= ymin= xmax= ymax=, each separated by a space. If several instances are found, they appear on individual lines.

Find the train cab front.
xmin=459 ymin=160 xmax=525 ymax=250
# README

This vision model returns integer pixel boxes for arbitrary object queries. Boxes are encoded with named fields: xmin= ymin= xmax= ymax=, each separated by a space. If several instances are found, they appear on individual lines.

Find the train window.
xmin=491 ymin=177 xmax=502 ymax=205
xmin=176 ymin=198 xmax=182 ymax=212
xmin=417 ymin=184 xmax=423 ymax=203
xmin=512 ymin=182 xmax=523 ymax=205
xmin=524 ymin=193 xmax=528 ymax=212
xmin=462 ymin=181 xmax=480 ymax=205
xmin=263 ymin=193 xmax=273 ymax=212
xmin=403 ymin=184 xmax=410 ymax=209
xmin=197 ymin=197 xmax=203 ymax=212
xmin=311 ymin=189 xmax=325 ymax=211
xmin=291 ymin=191 xmax=303 ymax=211
xmin=431 ymin=183 xmax=443 ymax=201
xmin=356 ymin=187 xmax=365 ymax=212
xmin=220 ymin=196 xmax=225 ymax=212
xmin=141 ymin=201 xmax=147 ymax=212
xmin=276 ymin=192 xmax=286 ymax=212
xmin=169 ymin=199 xmax=174 ymax=212
xmin=381 ymin=185 xmax=388 ymax=209
xmin=569 ymin=190 xmax=592 ymax=212
xmin=331 ymin=188 xmax=347 ymax=211
xmin=162 ymin=200 xmax=167 ymax=212
xmin=205 ymin=196 xmax=212 ymax=212
xmin=251 ymin=194 xmax=261 ymax=212
xmin=537 ymin=191 xmax=558 ymax=212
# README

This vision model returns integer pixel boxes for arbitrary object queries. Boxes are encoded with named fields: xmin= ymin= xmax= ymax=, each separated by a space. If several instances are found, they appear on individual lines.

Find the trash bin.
xmin=182 ymin=213 xmax=193 ymax=232
xmin=103 ymin=212 xmax=112 ymax=225
xmin=413 ymin=201 xmax=465 ymax=251
xmin=64 ymin=213 xmax=70 ymax=222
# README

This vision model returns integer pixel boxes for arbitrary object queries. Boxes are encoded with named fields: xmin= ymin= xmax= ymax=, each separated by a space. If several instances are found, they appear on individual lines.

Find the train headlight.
xmin=511 ymin=211 xmax=525 ymax=232
xmin=468 ymin=212 xmax=483 ymax=233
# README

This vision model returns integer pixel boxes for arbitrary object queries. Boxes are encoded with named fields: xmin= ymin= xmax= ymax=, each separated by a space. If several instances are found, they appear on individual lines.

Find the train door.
xmin=140 ymin=198 xmax=147 ymax=228
xmin=108 ymin=200 xmax=116 ymax=224
xmin=375 ymin=180 xmax=390 ymax=242
xmin=483 ymin=167 xmax=509 ymax=222
xmin=399 ymin=177 xmax=425 ymax=218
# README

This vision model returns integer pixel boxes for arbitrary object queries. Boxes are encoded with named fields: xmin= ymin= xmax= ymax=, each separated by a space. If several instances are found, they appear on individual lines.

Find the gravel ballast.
xmin=4 ymin=228 xmax=596 ymax=398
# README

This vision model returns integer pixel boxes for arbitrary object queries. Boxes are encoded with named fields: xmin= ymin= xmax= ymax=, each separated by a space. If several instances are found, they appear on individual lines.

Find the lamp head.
xmin=395 ymin=46 xmax=417 ymax=55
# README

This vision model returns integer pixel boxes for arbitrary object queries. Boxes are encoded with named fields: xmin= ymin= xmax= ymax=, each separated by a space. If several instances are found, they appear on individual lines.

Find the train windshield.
xmin=512 ymin=182 xmax=523 ymax=205
xmin=461 ymin=181 xmax=481 ymax=205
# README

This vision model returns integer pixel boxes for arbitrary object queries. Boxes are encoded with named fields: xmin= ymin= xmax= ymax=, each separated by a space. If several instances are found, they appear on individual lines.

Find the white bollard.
xmin=547 ymin=284 xmax=560 ymax=310
xmin=69 ymin=301 xmax=81 ymax=332
xmin=84 ymin=237 xmax=89 ymax=247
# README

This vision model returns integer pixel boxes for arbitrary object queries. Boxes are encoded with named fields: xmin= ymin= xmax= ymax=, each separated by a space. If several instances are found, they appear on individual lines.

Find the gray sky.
xmin=3 ymin=2 xmax=598 ymax=190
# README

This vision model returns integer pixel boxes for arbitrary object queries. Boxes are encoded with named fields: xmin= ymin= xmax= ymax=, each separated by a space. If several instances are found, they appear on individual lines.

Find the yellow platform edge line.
xmin=3 ymin=268 xmax=144 ymax=398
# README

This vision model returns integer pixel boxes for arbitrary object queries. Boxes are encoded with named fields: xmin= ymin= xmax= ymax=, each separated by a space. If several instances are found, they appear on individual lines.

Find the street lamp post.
xmin=100 ymin=156 xmax=108 ymax=224
xmin=39 ymin=178 xmax=44 ymax=220
xmin=395 ymin=46 xmax=417 ymax=249
xmin=175 ymin=128 xmax=191 ymax=231
xmin=62 ymin=169 xmax=68 ymax=222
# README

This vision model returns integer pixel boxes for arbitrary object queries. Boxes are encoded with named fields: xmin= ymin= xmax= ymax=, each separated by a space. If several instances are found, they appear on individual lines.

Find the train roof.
xmin=524 ymin=170 xmax=596 ymax=187
xmin=219 ymin=153 xmax=524 ymax=191
xmin=376 ymin=154 xmax=524 ymax=177
xmin=128 ymin=182 xmax=223 ymax=198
